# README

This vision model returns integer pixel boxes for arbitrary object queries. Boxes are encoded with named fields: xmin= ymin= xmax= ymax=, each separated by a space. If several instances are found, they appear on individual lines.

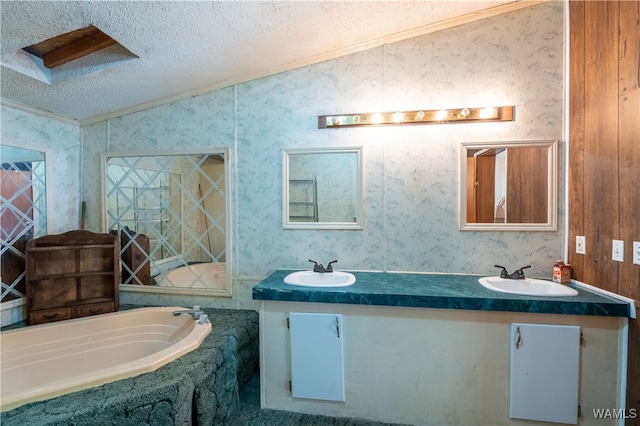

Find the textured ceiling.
xmin=0 ymin=1 xmax=534 ymax=124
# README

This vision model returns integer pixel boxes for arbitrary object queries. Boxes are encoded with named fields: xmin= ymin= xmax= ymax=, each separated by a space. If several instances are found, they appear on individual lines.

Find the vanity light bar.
xmin=318 ymin=106 xmax=514 ymax=128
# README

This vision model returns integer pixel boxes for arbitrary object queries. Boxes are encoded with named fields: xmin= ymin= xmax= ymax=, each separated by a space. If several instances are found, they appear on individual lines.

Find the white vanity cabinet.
xmin=259 ymin=300 xmax=626 ymax=425
xmin=510 ymin=323 xmax=581 ymax=424
xmin=289 ymin=312 xmax=345 ymax=401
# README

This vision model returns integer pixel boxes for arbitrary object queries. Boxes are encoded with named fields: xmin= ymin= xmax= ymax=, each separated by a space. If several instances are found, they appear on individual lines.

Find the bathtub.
xmin=154 ymin=262 xmax=226 ymax=289
xmin=0 ymin=306 xmax=211 ymax=412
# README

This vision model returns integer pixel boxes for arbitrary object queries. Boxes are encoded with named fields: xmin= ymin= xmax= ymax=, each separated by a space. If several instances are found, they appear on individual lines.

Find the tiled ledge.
xmin=253 ymin=270 xmax=631 ymax=317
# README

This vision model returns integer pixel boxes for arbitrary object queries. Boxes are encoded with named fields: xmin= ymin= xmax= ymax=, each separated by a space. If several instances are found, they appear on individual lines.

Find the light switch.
xmin=576 ymin=236 xmax=586 ymax=255
xmin=633 ymin=241 xmax=640 ymax=265
xmin=612 ymin=240 xmax=624 ymax=262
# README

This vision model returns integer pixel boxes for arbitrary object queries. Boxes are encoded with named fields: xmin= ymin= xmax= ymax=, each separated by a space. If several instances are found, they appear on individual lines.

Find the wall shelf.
xmin=288 ymin=177 xmax=318 ymax=222
xmin=25 ymin=230 xmax=120 ymax=325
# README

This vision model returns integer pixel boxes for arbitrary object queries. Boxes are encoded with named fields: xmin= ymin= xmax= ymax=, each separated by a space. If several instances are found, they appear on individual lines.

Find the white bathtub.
xmin=154 ymin=262 xmax=226 ymax=289
xmin=0 ymin=306 xmax=211 ymax=412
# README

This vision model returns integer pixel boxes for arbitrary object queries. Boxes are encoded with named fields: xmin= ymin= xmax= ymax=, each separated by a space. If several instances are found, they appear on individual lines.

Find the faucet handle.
xmin=495 ymin=264 xmax=509 ymax=279
xmin=512 ymin=265 xmax=531 ymax=279
xmin=326 ymin=260 xmax=338 ymax=272
xmin=197 ymin=313 xmax=209 ymax=325
xmin=309 ymin=259 xmax=325 ymax=273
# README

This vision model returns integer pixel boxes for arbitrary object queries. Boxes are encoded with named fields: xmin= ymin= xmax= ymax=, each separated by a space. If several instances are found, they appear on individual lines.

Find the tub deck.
xmin=1 ymin=307 xmax=212 ymax=411
xmin=1 ymin=307 xmax=259 ymax=426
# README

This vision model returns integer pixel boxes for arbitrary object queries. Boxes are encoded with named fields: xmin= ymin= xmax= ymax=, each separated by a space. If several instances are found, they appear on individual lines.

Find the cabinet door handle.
xmin=515 ymin=326 xmax=522 ymax=349
xmin=44 ymin=313 xmax=58 ymax=319
xmin=335 ymin=316 xmax=340 ymax=338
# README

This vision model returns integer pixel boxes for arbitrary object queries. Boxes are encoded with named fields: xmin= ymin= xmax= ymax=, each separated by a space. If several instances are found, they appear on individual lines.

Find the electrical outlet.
xmin=634 ymin=241 xmax=640 ymax=265
xmin=612 ymin=240 xmax=624 ymax=262
xmin=576 ymin=236 xmax=586 ymax=254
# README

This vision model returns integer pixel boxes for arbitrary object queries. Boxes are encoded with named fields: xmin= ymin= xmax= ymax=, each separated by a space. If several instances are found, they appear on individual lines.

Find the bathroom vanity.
xmin=253 ymin=271 xmax=632 ymax=425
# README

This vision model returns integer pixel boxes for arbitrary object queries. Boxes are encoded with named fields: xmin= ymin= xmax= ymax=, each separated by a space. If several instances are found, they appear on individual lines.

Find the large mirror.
xmin=459 ymin=140 xmax=558 ymax=231
xmin=1 ymin=143 xmax=48 ymax=304
xmin=102 ymin=150 xmax=232 ymax=296
xmin=283 ymin=147 xmax=363 ymax=230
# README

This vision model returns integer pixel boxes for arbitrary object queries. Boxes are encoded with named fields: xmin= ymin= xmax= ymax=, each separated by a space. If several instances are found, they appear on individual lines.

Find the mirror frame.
xmin=283 ymin=147 xmax=363 ymax=230
xmin=101 ymin=149 xmax=233 ymax=297
xmin=458 ymin=139 xmax=558 ymax=231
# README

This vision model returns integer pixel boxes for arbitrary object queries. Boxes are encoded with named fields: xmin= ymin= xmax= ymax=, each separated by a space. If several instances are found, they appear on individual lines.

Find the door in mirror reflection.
xmin=468 ymin=146 xmax=548 ymax=223
xmin=460 ymin=140 xmax=558 ymax=231
xmin=0 ymin=145 xmax=47 ymax=303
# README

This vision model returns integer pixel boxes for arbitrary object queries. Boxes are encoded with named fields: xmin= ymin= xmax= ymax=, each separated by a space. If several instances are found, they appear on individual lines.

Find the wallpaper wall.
xmin=0 ymin=106 xmax=80 ymax=233
xmin=2 ymin=2 xmax=565 ymax=311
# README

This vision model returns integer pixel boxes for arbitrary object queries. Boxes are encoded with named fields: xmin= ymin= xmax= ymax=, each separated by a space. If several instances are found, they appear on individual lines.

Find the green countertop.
xmin=253 ymin=270 xmax=631 ymax=317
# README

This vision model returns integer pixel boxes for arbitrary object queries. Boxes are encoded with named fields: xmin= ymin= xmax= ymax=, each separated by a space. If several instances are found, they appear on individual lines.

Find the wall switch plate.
xmin=576 ymin=236 xmax=586 ymax=254
xmin=634 ymin=241 xmax=640 ymax=265
xmin=612 ymin=240 xmax=624 ymax=262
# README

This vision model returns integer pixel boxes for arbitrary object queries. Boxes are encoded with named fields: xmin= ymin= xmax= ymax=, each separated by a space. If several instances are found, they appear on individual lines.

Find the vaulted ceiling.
xmin=0 ymin=1 xmax=540 ymax=124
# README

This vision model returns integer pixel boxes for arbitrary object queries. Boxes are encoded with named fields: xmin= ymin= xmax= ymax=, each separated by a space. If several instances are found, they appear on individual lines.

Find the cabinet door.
xmin=510 ymin=323 xmax=580 ymax=424
xmin=289 ymin=312 xmax=345 ymax=402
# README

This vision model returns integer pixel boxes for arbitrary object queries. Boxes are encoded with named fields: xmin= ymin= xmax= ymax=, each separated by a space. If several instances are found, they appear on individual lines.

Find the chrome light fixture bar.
xmin=318 ymin=106 xmax=514 ymax=128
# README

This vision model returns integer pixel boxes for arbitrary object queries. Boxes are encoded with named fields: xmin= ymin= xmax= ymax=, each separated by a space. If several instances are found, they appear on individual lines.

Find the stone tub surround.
xmin=1 ymin=307 xmax=259 ymax=426
xmin=253 ymin=270 xmax=631 ymax=317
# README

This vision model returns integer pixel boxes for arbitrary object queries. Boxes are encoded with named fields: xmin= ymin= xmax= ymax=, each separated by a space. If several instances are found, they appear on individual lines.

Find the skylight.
xmin=2 ymin=25 xmax=137 ymax=84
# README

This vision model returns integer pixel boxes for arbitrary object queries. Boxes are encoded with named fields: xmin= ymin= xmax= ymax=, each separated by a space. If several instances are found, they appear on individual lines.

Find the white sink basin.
xmin=478 ymin=276 xmax=578 ymax=297
xmin=284 ymin=271 xmax=356 ymax=287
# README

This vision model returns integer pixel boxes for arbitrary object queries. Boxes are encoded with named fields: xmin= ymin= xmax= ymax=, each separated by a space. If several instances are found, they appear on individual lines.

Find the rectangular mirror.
xmin=102 ymin=150 xmax=232 ymax=297
xmin=459 ymin=140 xmax=558 ymax=231
xmin=283 ymin=147 xmax=363 ymax=230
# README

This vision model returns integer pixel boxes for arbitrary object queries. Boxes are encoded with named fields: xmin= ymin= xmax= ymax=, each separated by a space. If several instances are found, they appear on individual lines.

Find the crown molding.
xmin=8 ymin=0 xmax=548 ymax=127
xmin=1 ymin=98 xmax=79 ymax=126
xmin=80 ymin=1 xmax=547 ymax=126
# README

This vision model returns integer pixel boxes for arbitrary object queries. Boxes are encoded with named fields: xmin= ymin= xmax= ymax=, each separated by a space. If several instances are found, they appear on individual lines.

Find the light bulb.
xmin=436 ymin=110 xmax=448 ymax=120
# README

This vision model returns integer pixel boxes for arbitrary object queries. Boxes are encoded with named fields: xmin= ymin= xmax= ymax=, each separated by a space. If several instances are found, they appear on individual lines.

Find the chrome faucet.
xmin=172 ymin=306 xmax=209 ymax=324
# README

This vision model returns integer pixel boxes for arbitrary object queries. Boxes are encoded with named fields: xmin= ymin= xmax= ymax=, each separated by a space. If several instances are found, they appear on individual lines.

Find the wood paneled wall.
xmin=568 ymin=1 xmax=640 ymax=422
